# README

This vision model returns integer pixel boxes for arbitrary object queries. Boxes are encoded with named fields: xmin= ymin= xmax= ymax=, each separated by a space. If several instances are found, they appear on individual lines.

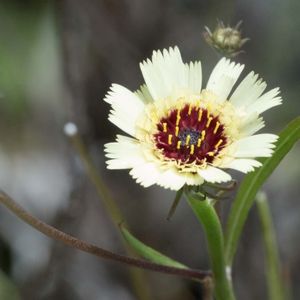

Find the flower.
xmin=104 ymin=47 xmax=281 ymax=190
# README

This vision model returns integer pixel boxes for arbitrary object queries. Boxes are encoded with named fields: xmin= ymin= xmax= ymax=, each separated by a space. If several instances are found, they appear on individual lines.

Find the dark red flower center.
xmin=154 ymin=104 xmax=227 ymax=165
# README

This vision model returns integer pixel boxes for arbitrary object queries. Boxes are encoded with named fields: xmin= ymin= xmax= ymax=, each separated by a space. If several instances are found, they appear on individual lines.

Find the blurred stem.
xmin=0 ymin=191 xmax=212 ymax=281
xmin=68 ymin=132 xmax=150 ymax=300
xmin=256 ymin=192 xmax=285 ymax=300
xmin=186 ymin=193 xmax=235 ymax=300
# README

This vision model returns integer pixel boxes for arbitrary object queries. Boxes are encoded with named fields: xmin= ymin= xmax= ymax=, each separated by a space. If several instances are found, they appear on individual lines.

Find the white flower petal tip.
xmin=223 ymin=159 xmax=262 ymax=173
xmin=206 ymin=58 xmax=244 ymax=102
xmin=232 ymin=134 xmax=278 ymax=158
xmin=104 ymin=84 xmax=145 ymax=136
xmin=198 ymin=167 xmax=232 ymax=183
xmin=139 ymin=46 xmax=186 ymax=101
xmin=104 ymin=135 xmax=145 ymax=170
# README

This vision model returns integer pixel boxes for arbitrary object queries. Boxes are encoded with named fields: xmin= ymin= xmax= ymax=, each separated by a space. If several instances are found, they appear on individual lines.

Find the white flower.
xmin=104 ymin=47 xmax=281 ymax=190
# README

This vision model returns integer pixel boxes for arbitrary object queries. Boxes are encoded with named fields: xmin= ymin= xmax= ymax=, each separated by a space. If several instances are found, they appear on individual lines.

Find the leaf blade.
xmin=225 ymin=117 xmax=300 ymax=266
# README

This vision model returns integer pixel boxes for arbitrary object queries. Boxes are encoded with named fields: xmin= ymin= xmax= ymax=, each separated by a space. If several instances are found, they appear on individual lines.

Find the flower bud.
xmin=203 ymin=21 xmax=249 ymax=58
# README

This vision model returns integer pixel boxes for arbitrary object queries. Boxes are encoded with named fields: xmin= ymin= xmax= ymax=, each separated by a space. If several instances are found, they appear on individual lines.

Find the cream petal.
xmin=198 ymin=166 xmax=232 ymax=183
xmin=222 ymin=159 xmax=262 ymax=173
xmin=140 ymin=47 xmax=186 ymax=100
xmin=184 ymin=61 xmax=202 ymax=94
xmin=104 ymin=84 xmax=145 ymax=136
xmin=206 ymin=58 xmax=244 ymax=102
xmin=134 ymin=84 xmax=153 ymax=104
xmin=105 ymin=135 xmax=145 ymax=169
xmin=239 ymin=113 xmax=265 ymax=136
xmin=246 ymin=87 xmax=282 ymax=115
xmin=129 ymin=162 xmax=162 ymax=188
xmin=230 ymin=71 xmax=267 ymax=108
xmin=156 ymin=168 xmax=187 ymax=191
xmin=231 ymin=134 xmax=278 ymax=157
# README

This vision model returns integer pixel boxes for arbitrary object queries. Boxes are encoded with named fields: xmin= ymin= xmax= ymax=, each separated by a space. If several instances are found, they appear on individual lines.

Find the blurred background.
xmin=0 ymin=0 xmax=299 ymax=299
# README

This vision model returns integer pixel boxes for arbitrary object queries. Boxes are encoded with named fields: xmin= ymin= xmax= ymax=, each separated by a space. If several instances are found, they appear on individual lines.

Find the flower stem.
xmin=186 ymin=193 xmax=235 ymax=300
xmin=0 ymin=191 xmax=211 ymax=281
xmin=256 ymin=192 xmax=285 ymax=300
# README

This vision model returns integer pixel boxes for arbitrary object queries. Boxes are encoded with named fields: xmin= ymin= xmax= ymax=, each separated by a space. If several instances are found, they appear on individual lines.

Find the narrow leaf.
xmin=225 ymin=117 xmax=300 ymax=266
xmin=256 ymin=192 xmax=285 ymax=300
xmin=120 ymin=225 xmax=187 ymax=269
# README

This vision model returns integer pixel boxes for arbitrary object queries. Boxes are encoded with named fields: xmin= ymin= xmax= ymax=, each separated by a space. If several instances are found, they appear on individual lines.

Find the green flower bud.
xmin=203 ymin=21 xmax=249 ymax=58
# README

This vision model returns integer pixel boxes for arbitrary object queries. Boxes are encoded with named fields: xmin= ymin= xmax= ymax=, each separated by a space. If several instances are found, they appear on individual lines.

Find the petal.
xmin=156 ymin=168 xmax=187 ymax=191
xmin=140 ymin=47 xmax=186 ymax=100
xmin=134 ymin=84 xmax=153 ymax=104
xmin=239 ymin=113 xmax=265 ymax=136
xmin=222 ymin=158 xmax=262 ymax=173
xmin=230 ymin=71 xmax=267 ymax=108
xmin=184 ymin=61 xmax=202 ymax=94
xmin=246 ymin=87 xmax=282 ymax=115
xmin=198 ymin=166 xmax=232 ymax=183
xmin=206 ymin=58 xmax=244 ymax=102
xmin=105 ymin=135 xmax=145 ymax=169
xmin=129 ymin=162 xmax=162 ymax=188
xmin=231 ymin=134 xmax=278 ymax=157
xmin=104 ymin=84 xmax=145 ymax=137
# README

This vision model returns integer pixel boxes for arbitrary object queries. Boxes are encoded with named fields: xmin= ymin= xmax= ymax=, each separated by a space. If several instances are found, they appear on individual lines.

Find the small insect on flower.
xmin=104 ymin=47 xmax=282 ymax=190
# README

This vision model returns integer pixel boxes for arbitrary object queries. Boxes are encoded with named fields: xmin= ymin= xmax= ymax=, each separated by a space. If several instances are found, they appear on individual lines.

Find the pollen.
xmin=198 ymin=109 xmax=203 ymax=121
xmin=206 ymin=116 xmax=213 ymax=128
xmin=185 ymin=134 xmax=191 ymax=146
xmin=215 ymin=139 xmax=223 ymax=149
xmin=176 ymin=111 xmax=181 ymax=126
xmin=197 ymin=138 xmax=202 ymax=147
xmin=162 ymin=122 xmax=168 ymax=132
xmin=190 ymin=144 xmax=195 ymax=155
xmin=214 ymin=121 xmax=220 ymax=134
xmin=154 ymin=104 xmax=227 ymax=166
xmin=201 ymin=130 xmax=206 ymax=141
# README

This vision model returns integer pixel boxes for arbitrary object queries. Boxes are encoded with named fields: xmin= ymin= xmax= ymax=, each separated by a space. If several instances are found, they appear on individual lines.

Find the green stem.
xmin=186 ymin=193 xmax=235 ymax=300
xmin=67 ymin=129 xmax=150 ymax=300
xmin=256 ymin=192 xmax=285 ymax=300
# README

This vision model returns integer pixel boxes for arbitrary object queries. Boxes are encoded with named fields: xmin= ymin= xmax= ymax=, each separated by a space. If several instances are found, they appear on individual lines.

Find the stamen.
xmin=185 ymin=134 xmax=191 ymax=146
xmin=168 ymin=134 xmax=173 ymax=145
xmin=198 ymin=109 xmax=203 ymax=121
xmin=190 ymin=144 xmax=195 ymax=155
xmin=206 ymin=117 xmax=213 ymax=128
xmin=215 ymin=139 xmax=223 ymax=149
xmin=197 ymin=138 xmax=202 ymax=147
xmin=176 ymin=141 xmax=182 ymax=149
xmin=207 ymin=151 xmax=215 ymax=156
xmin=188 ymin=105 xmax=192 ymax=115
xmin=214 ymin=121 xmax=220 ymax=134
xmin=163 ymin=122 xmax=167 ymax=132
xmin=201 ymin=130 xmax=206 ymax=141
xmin=175 ymin=126 xmax=179 ymax=136
xmin=176 ymin=111 xmax=181 ymax=126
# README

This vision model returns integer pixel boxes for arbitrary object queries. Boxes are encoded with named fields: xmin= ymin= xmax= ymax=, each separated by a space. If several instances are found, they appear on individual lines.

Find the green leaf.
xmin=225 ymin=117 xmax=300 ymax=266
xmin=187 ymin=194 xmax=235 ymax=300
xmin=256 ymin=192 xmax=285 ymax=300
xmin=120 ymin=225 xmax=187 ymax=269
